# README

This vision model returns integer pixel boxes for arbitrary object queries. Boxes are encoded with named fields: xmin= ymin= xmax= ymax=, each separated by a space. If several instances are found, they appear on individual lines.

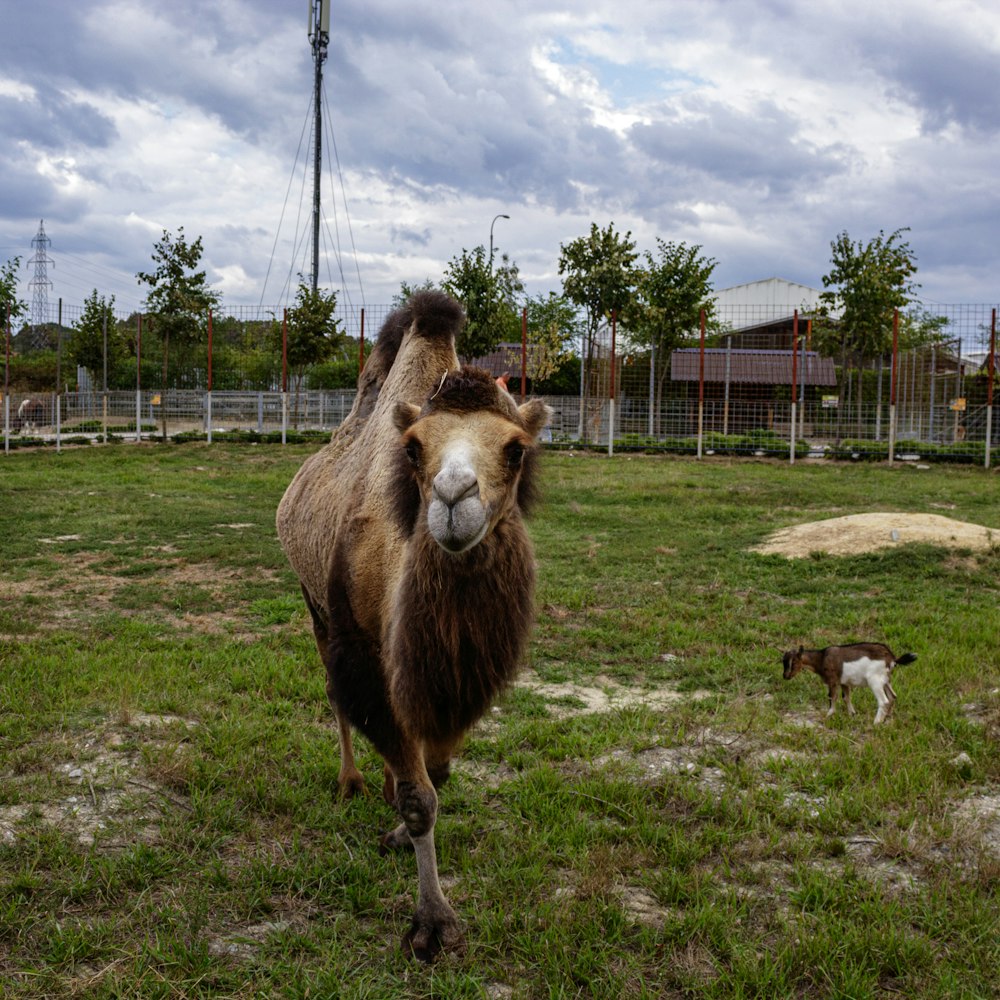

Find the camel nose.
xmin=432 ymin=462 xmax=479 ymax=508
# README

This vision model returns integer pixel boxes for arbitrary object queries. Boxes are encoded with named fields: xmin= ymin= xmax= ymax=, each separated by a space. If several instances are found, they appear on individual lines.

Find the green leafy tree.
xmin=558 ymin=223 xmax=638 ymax=440
xmin=136 ymin=228 xmax=221 ymax=411
xmin=818 ymin=228 xmax=924 ymax=437
xmin=394 ymin=279 xmax=438 ymax=309
xmin=819 ymin=228 xmax=920 ymax=362
xmin=68 ymin=289 xmax=126 ymax=390
xmin=442 ymin=246 xmax=523 ymax=362
xmin=1 ymin=256 xmax=27 ymax=350
xmin=276 ymin=282 xmax=344 ymax=423
xmin=625 ymin=239 xmax=718 ymax=433
xmin=524 ymin=292 xmax=581 ymax=387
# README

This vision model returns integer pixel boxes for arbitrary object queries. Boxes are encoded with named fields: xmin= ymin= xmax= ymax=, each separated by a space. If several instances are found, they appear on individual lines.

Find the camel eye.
xmin=404 ymin=440 xmax=421 ymax=466
xmin=506 ymin=442 xmax=525 ymax=468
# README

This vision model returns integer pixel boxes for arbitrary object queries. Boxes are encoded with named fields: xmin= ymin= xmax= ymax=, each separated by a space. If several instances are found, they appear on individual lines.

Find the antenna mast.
xmin=28 ymin=219 xmax=54 ymax=350
xmin=308 ymin=0 xmax=330 ymax=294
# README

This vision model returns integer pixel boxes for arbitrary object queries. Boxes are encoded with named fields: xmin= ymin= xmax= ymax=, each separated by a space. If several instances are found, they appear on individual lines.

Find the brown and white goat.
xmin=782 ymin=643 xmax=917 ymax=725
xmin=277 ymin=290 xmax=550 ymax=962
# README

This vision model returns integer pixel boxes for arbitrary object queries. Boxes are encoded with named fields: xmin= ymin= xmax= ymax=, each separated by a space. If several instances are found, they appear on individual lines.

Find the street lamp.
xmin=489 ymin=213 xmax=510 ymax=269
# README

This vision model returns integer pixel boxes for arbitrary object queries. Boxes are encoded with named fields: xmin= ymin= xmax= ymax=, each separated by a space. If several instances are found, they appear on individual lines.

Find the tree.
xmin=818 ymin=228 xmax=922 ymax=438
xmin=558 ymin=223 xmax=638 ymax=440
xmin=1 ymin=256 xmax=27 ymax=338
xmin=625 ymin=239 xmax=718 ymax=433
xmin=819 ymin=228 xmax=920 ymax=362
xmin=68 ymin=289 xmax=124 ymax=390
xmin=278 ymin=282 xmax=344 ymax=423
xmin=136 ymin=228 xmax=221 ymax=402
xmin=524 ymin=292 xmax=580 ymax=387
xmin=394 ymin=279 xmax=438 ymax=309
xmin=442 ymin=246 xmax=523 ymax=362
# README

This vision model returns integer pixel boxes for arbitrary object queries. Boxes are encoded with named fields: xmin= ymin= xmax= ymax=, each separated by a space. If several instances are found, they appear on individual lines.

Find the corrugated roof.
xmin=670 ymin=349 xmax=837 ymax=386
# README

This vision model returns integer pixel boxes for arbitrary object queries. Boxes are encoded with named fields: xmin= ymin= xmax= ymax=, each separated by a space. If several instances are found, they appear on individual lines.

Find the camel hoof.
xmin=378 ymin=824 xmax=412 ymax=856
xmin=402 ymin=909 xmax=466 ymax=963
xmin=337 ymin=773 xmax=366 ymax=800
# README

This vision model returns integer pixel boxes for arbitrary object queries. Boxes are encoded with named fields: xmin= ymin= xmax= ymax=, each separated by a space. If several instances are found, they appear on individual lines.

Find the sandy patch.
xmin=517 ymin=674 xmax=711 ymax=719
xmin=954 ymin=794 xmax=1000 ymax=857
xmin=752 ymin=512 xmax=998 ymax=558
xmin=0 ymin=715 xmax=195 ymax=849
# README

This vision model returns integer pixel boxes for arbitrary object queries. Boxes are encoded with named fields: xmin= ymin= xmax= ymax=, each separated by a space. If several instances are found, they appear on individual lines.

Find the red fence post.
xmin=282 ymin=309 xmax=288 ymax=394
xmin=3 ymin=303 xmax=9 ymax=454
xmin=608 ymin=309 xmax=617 ymax=456
xmin=520 ymin=307 xmax=527 ymax=402
xmin=697 ymin=308 xmax=706 ymax=458
xmin=136 ymin=314 xmax=142 ymax=443
xmin=986 ymin=308 xmax=996 ymax=469
xmin=359 ymin=308 xmax=366 ymax=377
xmin=206 ymin=309 xmax=214 ymax=443
xmin=282 ymin=308 xmax=289 ymax=444
xmin=207 ymin=310 xmax=213 ymax=392
xmin=889 ymin=308 xmax=899 ymax=464
xmin=790 ymin=309 xmax=799 ymax=464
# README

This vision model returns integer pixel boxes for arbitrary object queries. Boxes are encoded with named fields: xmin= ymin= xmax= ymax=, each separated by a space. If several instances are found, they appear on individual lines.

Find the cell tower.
xmin=28 ymin=219 xmax=54 ymax=349
xmin=307 ymin=0 xmax=330 ymax=294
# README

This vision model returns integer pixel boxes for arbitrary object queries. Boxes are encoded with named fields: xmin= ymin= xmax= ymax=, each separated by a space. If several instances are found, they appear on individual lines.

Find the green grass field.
xmin=1 ymin=443 xmax=998 ymax=999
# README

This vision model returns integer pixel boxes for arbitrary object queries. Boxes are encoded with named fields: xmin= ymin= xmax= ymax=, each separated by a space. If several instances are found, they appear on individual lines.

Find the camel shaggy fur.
xmin=276 ymin=290 xmax=550 ymax=961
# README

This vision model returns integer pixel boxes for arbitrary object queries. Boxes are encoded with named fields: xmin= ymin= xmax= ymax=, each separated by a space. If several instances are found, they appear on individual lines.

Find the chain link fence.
xmin=3 ymin=299 xmax=997 ymax=467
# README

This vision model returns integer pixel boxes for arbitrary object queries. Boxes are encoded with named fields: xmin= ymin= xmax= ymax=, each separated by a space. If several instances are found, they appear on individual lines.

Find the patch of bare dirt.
xmin=751 ymin=512 xmax=998 ymax=558
xmin=0 ymin=551 xmax=280 ymax=636
xmin=618 ymin=884 xmax=679 ymax=927
xmin=517 ymin=673 xmax=712 ymax=719
xmin=0 ymin=714 xmax=196 ymax=849
xmin=954 ymin=794 xmax=1000 ymax=857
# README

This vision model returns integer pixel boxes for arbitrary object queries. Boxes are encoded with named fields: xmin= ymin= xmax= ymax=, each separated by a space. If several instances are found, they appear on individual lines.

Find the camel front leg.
xmin=393 ymin=776 xmax=465 ymax=961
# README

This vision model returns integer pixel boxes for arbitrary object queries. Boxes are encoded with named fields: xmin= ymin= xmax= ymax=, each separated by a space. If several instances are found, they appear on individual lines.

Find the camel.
xmin=276 ymin=290 xmax=550 ymax=961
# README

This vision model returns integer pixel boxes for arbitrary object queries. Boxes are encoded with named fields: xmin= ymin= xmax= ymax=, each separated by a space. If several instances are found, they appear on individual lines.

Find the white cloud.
xmin=2 ymin=0 xmax=1000 ymax=321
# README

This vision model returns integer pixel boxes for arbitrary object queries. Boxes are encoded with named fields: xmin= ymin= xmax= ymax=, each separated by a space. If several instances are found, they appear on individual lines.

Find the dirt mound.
xmin=752 ymin=512 xmax=998 ymax=558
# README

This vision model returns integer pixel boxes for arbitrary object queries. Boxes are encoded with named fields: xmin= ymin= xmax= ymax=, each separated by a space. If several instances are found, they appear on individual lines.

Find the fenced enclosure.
xmin=3 ymin=299 xmax=997 ymax=466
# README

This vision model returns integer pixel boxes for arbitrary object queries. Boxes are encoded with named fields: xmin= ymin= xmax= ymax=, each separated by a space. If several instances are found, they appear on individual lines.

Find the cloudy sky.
xmin=2 ymin=0 xmax=1000 ymax=320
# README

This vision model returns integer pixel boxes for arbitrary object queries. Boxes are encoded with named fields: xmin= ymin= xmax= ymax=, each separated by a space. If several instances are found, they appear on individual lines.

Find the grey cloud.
xmin=629 ymin=98 xmax=847 ymax=198
xmin=390 ymin=225 xmax=432 ymax=246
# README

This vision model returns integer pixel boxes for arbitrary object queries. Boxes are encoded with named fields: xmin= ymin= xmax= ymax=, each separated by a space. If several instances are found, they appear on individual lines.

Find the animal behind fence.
xmin=13 ymin=398 xmax=45 ymax=434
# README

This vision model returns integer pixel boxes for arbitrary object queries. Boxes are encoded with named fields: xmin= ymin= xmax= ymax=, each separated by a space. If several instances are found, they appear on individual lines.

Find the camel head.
xmin=391 ymin=367 xmax=550 ymax=554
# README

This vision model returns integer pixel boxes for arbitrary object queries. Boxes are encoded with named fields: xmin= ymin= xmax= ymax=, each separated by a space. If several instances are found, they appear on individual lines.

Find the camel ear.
xmin=518 ymin=399 xmax=552 ymax=440
xmin=393 ymin=402 xmax=421 ymax=434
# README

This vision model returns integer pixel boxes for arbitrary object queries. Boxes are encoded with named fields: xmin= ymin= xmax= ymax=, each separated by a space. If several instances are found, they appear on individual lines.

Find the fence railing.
xmin=3 ymin=387 xmax=997 ymax=468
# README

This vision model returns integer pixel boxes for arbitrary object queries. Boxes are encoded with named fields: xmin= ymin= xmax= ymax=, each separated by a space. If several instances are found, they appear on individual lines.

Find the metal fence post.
xmin=608 ymin=310 xmax=616 ymax=457
xmin=136 ymin=314 xmax=142 ymax=443
xmin=697 ymin=309 xmax=705 ymax=459
xmin=790 ymin=310 xmax=798 ymax=465
xmin=206 ymin=308 xmax=213 ymax=444
xmin=889 ymin=310 xmax=899 ymax=464
xmin=281 ymin=308 xmax=288 ymax=445
xmin=986 ymin=309 xmax=996 ymax=470
xmin=3 ymin=303 xmax=9 ymax=455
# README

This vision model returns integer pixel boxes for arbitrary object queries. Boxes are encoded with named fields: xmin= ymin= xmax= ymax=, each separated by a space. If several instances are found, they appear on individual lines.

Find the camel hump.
xmin=369 ymin=292 xmax=465 ymax=376
xmin=355 ymin=291 xmax=466 ymax=420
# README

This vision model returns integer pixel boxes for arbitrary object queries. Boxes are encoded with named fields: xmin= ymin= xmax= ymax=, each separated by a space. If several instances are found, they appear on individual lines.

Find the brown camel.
xmin=276 ymin=290 xmax=550 ymax=961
